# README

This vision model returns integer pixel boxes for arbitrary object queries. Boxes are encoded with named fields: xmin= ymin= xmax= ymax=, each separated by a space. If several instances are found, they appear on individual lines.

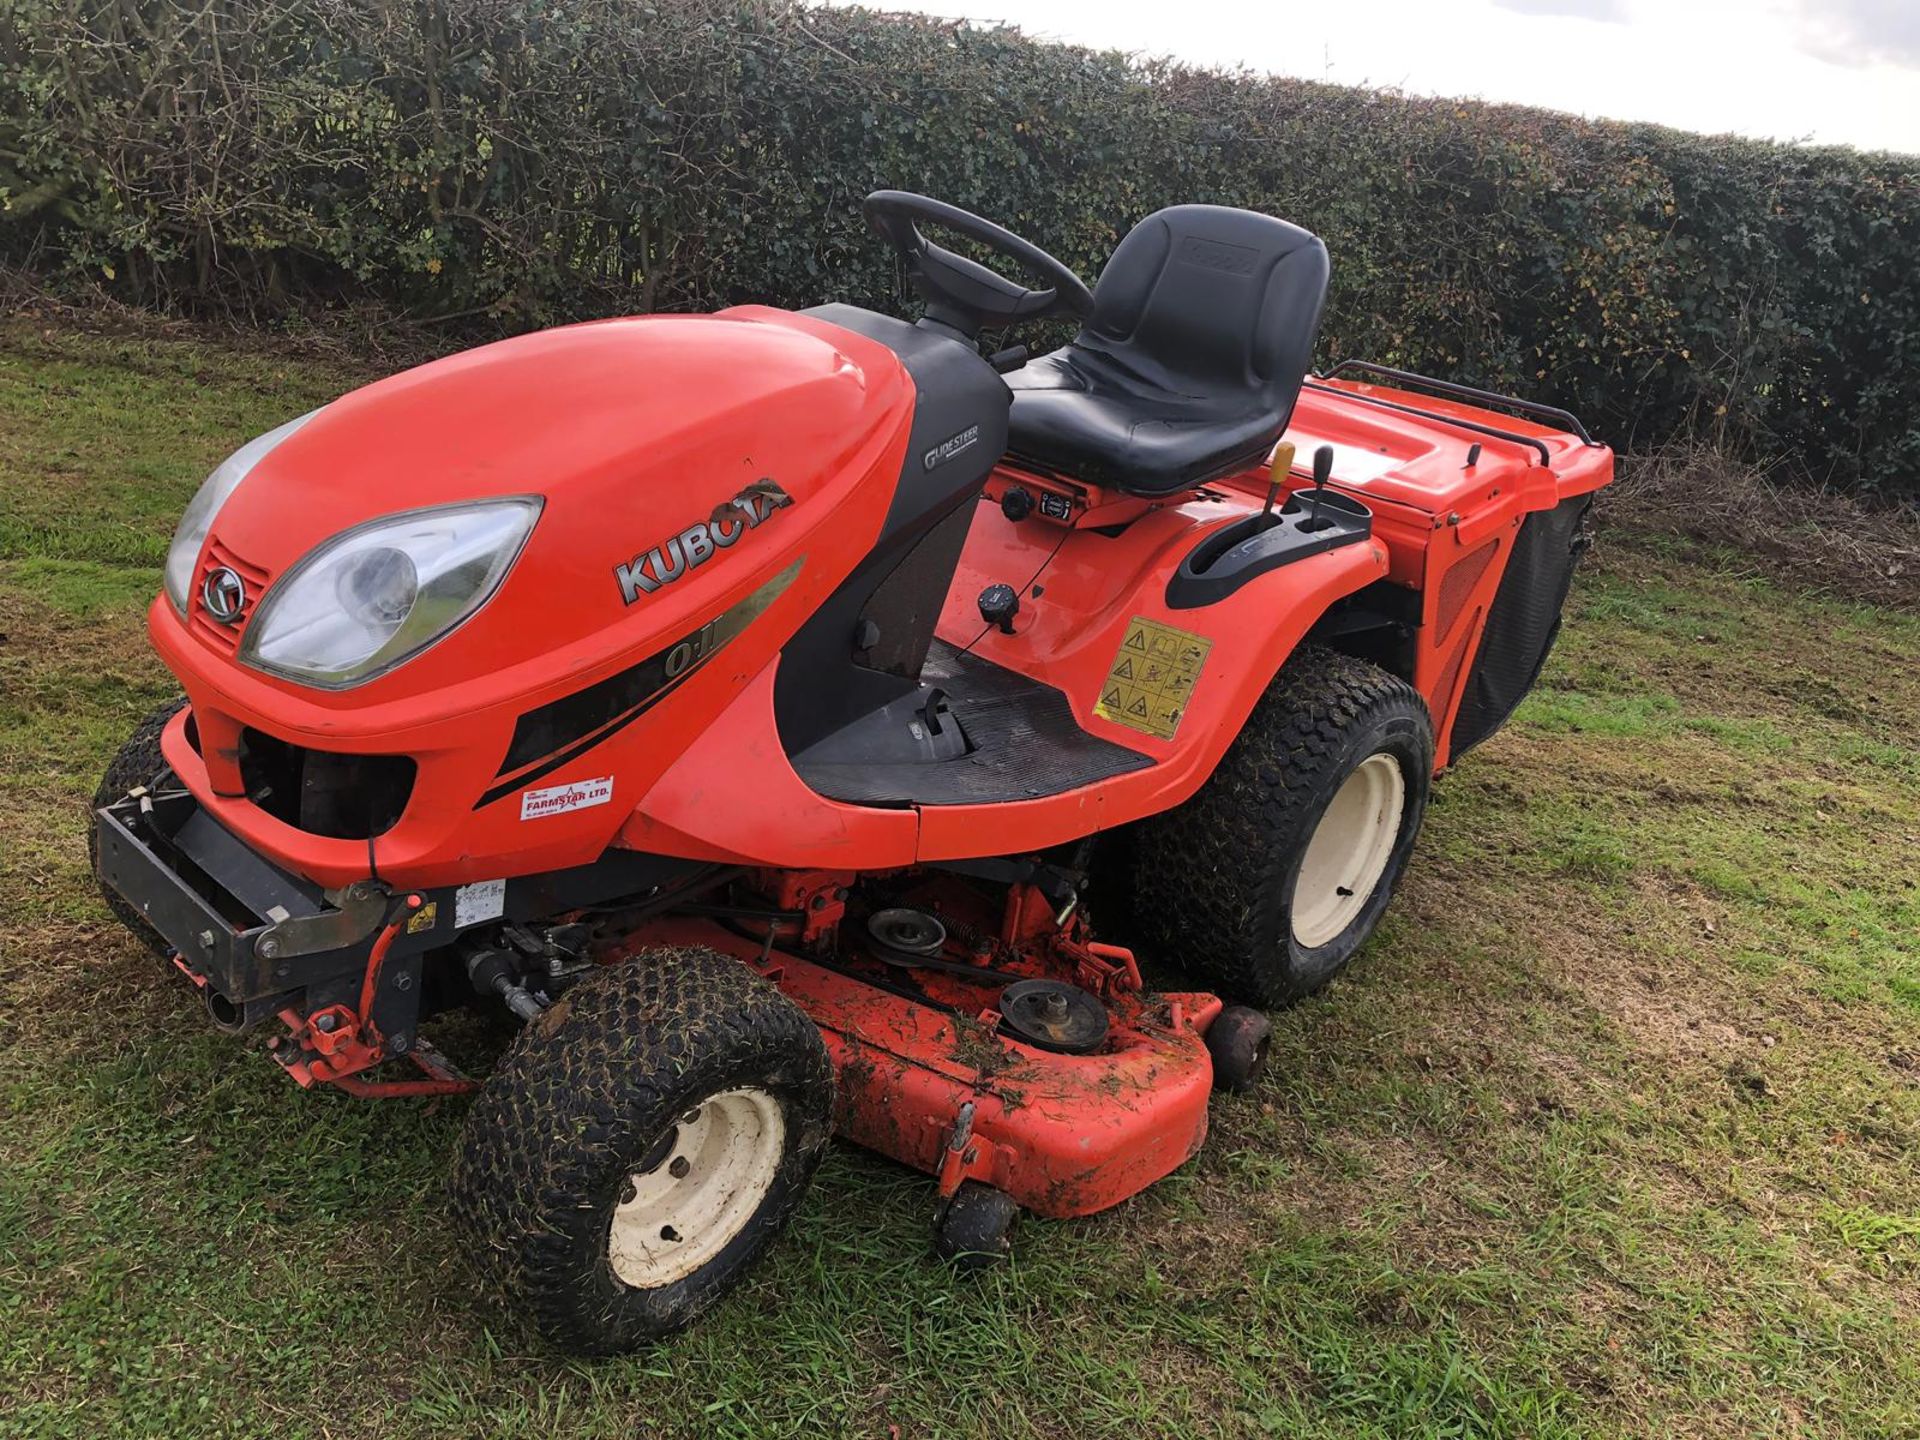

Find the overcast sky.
xmin=840 ymin=0 xmax=1920 ymax=154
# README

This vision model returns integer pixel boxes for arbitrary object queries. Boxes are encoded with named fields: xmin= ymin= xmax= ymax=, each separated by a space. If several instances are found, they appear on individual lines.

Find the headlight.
xmin=164 ymin=412 xmax=318 ymax=614
xmin=240 ymin=499 xmax=542 ymax=688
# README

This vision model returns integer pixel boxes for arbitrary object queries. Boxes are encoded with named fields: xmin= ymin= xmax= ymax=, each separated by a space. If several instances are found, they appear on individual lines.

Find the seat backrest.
xmin=1076 ymin=205 xmax=1329 ymax=405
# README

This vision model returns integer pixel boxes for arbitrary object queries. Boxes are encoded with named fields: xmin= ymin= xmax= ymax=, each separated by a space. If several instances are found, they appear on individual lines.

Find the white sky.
xmin=838 ymin=0 xmax=1920 ymax=154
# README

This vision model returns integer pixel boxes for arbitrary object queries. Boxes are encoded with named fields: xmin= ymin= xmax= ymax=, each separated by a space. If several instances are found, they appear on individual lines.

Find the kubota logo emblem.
xmin=202 ymin=566 xmax=247 ymax=624
xmin=615 ymin=480 xmax=792 ymax=605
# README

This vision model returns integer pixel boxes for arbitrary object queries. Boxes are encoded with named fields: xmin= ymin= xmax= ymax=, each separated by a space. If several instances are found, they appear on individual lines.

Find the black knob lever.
xmin=978 ymin=583 xmax=1020 ymax=634
xmin=1307 ymin=444 xmax=1335 ymax=531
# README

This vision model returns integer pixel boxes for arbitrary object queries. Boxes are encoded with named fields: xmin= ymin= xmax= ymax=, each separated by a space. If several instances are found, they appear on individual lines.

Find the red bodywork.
xmin=144 ymin=304 xmax=1611 ymax=1213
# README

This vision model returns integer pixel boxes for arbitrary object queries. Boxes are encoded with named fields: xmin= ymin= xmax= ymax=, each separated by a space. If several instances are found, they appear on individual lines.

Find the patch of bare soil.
xmin=1499 ymin=874 xmax=1776 ymax=1068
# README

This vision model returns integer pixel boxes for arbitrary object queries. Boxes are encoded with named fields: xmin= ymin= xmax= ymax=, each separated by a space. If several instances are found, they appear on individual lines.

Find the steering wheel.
xmin=864 ymin=190 xmax=1094 ymax=339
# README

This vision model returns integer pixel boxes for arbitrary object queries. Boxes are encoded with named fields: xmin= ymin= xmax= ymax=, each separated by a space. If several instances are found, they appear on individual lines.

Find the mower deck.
xmin=622 ymin=913 xmax=1213 ymax=1221
xmin=106 ymin=763 xmax=1223 ymax=1217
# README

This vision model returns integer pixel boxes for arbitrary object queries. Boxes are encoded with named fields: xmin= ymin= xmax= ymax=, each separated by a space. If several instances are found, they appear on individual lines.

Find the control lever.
xmin=1260 ymin=441 xmax=1296 ymax=531
xmin=1306 ymin=444 xmax=1335 ymax=531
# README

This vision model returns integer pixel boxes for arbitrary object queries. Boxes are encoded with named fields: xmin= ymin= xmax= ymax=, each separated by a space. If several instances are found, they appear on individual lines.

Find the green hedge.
xmin=3 ymin=0 xmax=1916 ymax=496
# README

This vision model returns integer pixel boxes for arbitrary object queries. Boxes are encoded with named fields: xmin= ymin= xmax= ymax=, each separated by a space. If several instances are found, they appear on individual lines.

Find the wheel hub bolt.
xmin=668 ymin=1156 xmax=691 ymax=1179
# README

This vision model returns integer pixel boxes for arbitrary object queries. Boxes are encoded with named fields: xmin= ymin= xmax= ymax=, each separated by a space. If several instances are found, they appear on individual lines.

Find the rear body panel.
xmin=928 ymin=374 xmax=1612 ymax=797
xmin=1284 ymin=377 xmax=1610 ymax=766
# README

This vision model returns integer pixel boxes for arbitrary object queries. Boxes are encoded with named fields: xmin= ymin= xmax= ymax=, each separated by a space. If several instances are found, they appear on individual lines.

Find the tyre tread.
xmin=1130 ymin=646 xmax=1432 ymax=1006
xmin=450 ymin=945 xmax=833 ymax=1353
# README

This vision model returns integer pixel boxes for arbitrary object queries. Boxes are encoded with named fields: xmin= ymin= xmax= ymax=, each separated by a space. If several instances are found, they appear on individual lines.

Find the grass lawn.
xmin=1 ymin=319 xmax=1916 ymax=1439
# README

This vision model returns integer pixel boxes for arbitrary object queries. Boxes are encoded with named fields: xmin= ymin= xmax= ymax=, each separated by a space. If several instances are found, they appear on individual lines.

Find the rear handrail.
xmin=1317 ymin=359 xmax=1601 ymax=447
xmin=1300 ymin=380 xmax=1555 ymax=467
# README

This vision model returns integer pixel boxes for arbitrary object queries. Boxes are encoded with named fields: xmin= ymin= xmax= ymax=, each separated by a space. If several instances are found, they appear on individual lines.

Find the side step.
xmin=792 ymin=639 xmax=1152 ymax=807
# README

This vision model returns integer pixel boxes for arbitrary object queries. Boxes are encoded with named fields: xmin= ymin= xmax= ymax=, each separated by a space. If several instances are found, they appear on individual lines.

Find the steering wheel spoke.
xmin=864 ymin=191 xmax=1092 ymax=339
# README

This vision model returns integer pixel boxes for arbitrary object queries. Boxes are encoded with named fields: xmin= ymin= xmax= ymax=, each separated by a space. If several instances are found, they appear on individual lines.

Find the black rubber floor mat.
xmin=795 ymin=640 xmax=1154 ymax=806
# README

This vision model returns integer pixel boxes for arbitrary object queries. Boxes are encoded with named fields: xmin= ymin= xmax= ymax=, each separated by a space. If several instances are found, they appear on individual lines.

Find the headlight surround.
xmin=239 ymin=498 xmax=542 ymax=689
xmin=164 ymin=412 xmax=318 ymax=615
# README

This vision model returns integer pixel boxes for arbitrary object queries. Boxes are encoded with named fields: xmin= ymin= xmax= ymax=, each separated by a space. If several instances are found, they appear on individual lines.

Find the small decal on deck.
xmin=1094 ymin=617 xmax=1212 ymax=741
xmin=405 ymin=900 xmax=439 ymax=935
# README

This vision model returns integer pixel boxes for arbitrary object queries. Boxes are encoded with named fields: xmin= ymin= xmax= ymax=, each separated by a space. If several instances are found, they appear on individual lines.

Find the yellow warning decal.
xmin=405 ymin=901 xmax=439 ymax=935
xmin=1094 ymin=616 xmax=1212 ymax=741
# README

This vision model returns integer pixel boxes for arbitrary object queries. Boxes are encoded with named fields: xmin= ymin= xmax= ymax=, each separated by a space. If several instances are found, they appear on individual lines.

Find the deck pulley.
xmin=997 ymin=978 xmax=1108 ymax=1054
xmin=867 ymin=907 xmax=948 ymax=962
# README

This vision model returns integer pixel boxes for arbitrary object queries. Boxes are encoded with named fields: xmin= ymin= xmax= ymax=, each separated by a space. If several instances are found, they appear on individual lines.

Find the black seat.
xmin=1005 ymin=206 xmax=1330 ymax=497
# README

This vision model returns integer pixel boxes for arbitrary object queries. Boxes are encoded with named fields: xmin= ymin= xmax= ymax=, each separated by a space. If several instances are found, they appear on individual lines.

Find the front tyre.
xmin=450 ymin=946 xmax=834 ymax=1354
xmin=1132 ymin=647 xmax=1434 ymax=1008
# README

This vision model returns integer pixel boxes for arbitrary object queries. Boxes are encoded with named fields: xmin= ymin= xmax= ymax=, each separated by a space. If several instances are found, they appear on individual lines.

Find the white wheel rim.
xmin=607 ymin=1087 xmax=785 ymax=1289
xmin=1290 ymin=753 xmax=1406 ymax=950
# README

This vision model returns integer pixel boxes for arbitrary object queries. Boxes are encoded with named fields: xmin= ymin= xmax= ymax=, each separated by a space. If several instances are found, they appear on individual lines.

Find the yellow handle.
xmin=1269 ymin=441 xmax=1297 ymax=486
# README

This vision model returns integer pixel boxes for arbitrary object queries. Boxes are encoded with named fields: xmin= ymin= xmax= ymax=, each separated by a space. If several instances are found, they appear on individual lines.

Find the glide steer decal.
xmin=615 ymin=478 xmax=792 ymax=604
xmin=923 ymin=424 xmax=980 ymax=472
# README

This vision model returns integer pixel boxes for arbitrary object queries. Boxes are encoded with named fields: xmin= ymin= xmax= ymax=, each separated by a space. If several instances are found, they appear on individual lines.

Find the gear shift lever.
xmin=1307 ymin=444 xmax=1334 ymax=531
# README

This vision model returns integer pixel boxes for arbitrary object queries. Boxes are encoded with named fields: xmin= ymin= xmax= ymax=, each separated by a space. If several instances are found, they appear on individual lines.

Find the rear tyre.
xmin=90 ymin=696 xmax=188 ymax=956
xmin=1131 ymin=647 xmax=1433 ymax=1008
xmin=450 ymin=946 xmax=834 ymax=1354
xmin=933 ymin=1181 xmax=1018 ymax=1270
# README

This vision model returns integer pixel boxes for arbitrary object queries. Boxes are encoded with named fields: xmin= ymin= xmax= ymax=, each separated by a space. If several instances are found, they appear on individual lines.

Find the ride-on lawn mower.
xmin=92 ymin=191 xmax=1611 ymax=1351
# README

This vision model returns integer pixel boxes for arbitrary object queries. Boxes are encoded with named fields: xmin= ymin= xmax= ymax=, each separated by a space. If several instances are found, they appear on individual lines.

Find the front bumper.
xmin=94 ymin=786 xmax=451 ymax=1034
xmin=147 ymin=595 xmax=620 ymax=892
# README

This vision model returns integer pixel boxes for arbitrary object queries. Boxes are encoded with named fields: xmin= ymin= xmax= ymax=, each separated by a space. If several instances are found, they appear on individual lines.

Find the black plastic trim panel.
xmin=1166 ymin=489 xmax=1372 ymax=609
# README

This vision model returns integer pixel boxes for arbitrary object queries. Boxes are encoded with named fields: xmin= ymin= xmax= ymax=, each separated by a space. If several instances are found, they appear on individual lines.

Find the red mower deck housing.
xmin=632 ymin=869 xmax=1223 ymax=1219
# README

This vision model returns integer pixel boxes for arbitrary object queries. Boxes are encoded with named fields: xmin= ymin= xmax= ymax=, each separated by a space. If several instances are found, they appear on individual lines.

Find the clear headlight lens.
xmin=240 ymin=499 xmax=541 ymax=688
xmin=163 ymin=412 xmax=318 ymax=614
